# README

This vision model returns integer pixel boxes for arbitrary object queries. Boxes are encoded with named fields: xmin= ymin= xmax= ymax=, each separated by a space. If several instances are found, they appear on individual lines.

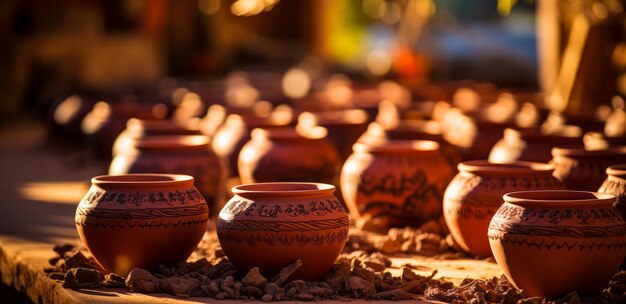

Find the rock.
xmin=125 ymin=268 xmax=159 ymax=294
xmin=346 ymin=276 xmax=376 ymax=298
xmin=63 ymin=251 xmax=89 ymax=269
xmin=62 ymin=270 xmax=79 ymax=289
xmin=242 ymin=267 xmax=267 ymax=288
xmin=160 ymin=275 xmax=201 ymax=296
xmin=241 ymin=286 xmax=264 ymax=298
xmin=377 ymin=239 xmax=402 ymax=254
xmin=270 ymin=259 xmax=302 ymax=286
xmin=71 ymin=267 xmax=102 ymax=283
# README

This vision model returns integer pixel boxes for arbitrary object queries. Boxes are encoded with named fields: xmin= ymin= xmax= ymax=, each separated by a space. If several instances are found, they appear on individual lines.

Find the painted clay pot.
xmin=238 ymin=127 xmax=341 ymax=185
xmin=296 ymin=109 xmax=369 ymax=160
xmin=109 ymin=135 xmax=224 ymax=211
xmin=551 ymin=145 xmax=626 ymax=191
xmin=112 ymin=118 xmax=201 ymax=157
xmin=212 ymin=114 xmax=292 ymax=178
xmin=443 ymin=161 xmax=565 ymax=257
xmin=489 ymin=128 xmax=581 ymax=164
xmin=75 ymin=174 xmax=208 ymax=276
xmin=217 ymin=182 xmax=349 ymax=281
xmin=341 ymin=140 xmax=453 ymax=227
xmin=598 ymin=164 xmax=626 ymax=219
xmin=488 ymin=190 xmax=626 ymax=297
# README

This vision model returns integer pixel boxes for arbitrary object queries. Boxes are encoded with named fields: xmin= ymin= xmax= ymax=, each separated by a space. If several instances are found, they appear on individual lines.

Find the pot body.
xmin=551 ymin=146 xmax=626 ymax=191
xmin=443 ymin=161 xmax=565 ymax=257
xmin=489 ymin=128 xmax=581 ymax=164
xmin=238 ymin=128 xmax=341 ymax=185
xmin=598 ymin=164 xmax=626 ymax=219
xmin=488 ymin=190 xmax=626 ymax=297
xmin=75 ymin=174 xmax=208 ymax=276
xmin=341 ymin=140 xmax=453 ymax=227
xmin=109 ymin=135 xmax=224 ymax=210
xmin=217 ymin=182 xmax=349 ymax=281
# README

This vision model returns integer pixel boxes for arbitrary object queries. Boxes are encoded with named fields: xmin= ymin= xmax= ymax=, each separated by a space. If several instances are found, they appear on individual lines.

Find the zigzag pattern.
xmin=488 ymin=235 xmax=626 ymax=251
xmin=217 ymin=217 xmax=349 ymax=232
xmin=75 ymin=218 xmax=207 ymax=229
xmin=218 ymin=228 xmax=349 ymax=247
xmin=488 ymin=221 xmax=626 ymax=238
xmin=76 ymin=204 xmax=208 ymax=219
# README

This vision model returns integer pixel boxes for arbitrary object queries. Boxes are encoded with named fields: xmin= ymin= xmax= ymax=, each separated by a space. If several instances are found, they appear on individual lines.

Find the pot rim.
xmin=458 ymin=160 xmax=555 ymax=174
xmin=232 ymin=182 xmax=335 ymax=198
xmin=551 ymin=145 xmax=626 ymax=156
xmin=607 ymin=164 xmax=626 ymax=177
xmin=92 ymin=174 xmax=194 ymax=188
xmin=134 ymin=135 xmax=210 ymax=149
xmin=352 ymin=140 xmax=439 ymax=154
xmin=503 ymin=190 xmax=616 ymax=208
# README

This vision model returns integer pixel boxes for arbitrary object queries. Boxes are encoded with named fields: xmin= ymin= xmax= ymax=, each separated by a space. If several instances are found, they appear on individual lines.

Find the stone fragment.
xmin=71 ymin=267 xmax=102 ymax=283
xmin=159 ymin=275 xmax=201 ymax=296
xmin=270 ymin=259 xmax=302 ymax=286
xmin=346 ymin=276 xmax=376 ymax=298
xmin=242 ymin=267 xmax=267 ymax=288
xmin=241 ymin=286 xmax=263 ymax=298
xmin=125 ymin=268 xmax=159 ymax=294
xmin=372 ymin=289 xmax=414 ymax=300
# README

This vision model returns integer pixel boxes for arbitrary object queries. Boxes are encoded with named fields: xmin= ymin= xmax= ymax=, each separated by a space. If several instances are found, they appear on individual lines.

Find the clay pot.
xmin=341 ymin=140 xmax=453 ymax=227
xmin=109 ymin=135 xmax=224 ymax=211
xmin=551 ymin=145 xmax=626 ymax=191
xmin=75 ymin=174 xmax=209 ymax=275
xmin=212 ymin=113 xmax=292 ymax=178
xmin=598 ymin=164 xmax=626 ymax=219
xmin=238 ymin=127 xmax=341 ymax=185
xmin=488 ymin=190 xmax=626 ymax=297
xmin=112 ymin=118 xmax=201 ymax=157
xmin=489 ymin=128 xmax=581 ymax=163
xmin=217 ymin=182 xmax=349 ymax=281
xmin=443 ymin=161 xmax=565 ymax=258
xmin=296 ymin=109 xmax=369 ymax=160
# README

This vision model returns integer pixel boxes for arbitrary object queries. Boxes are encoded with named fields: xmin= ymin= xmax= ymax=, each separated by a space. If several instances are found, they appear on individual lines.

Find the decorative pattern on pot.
xmin=109 ymin=135 xmax=224 ymax=212
xmin=238 ymin=127 xmax=341 ymax=185
xmin=488 ymin=190 xmax=626 ymax=298
xmin=598 ymin=164 xmax=626 ymax=219
xmin=443 ymin=161 xmax=564 ymax=258
xmin=75 ymin=174 xmax=209 ymax=276
xmin=341 ymin=140 xmax=453 ymax=227
xmin=551 ymin=145 xmax=626 ymax=191
xmin=217 ymin=182 xmax=349 ymax=282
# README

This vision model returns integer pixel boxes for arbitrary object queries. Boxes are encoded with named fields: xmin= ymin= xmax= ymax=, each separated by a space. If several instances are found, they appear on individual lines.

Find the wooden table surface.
xmin=0 ymin=122 xmax=503 ymax=303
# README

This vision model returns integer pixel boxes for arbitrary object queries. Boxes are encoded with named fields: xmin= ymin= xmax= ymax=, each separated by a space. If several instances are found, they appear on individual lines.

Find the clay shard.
xmin=159 ymin=275 xmax=201 ymax=296
xmin=270 ymin=259 xmax=302 ymax=286
xmin=125 ymin=268 xmax=160 ymax=294
xmin=242 ymin=267 xmax=267 ymax=288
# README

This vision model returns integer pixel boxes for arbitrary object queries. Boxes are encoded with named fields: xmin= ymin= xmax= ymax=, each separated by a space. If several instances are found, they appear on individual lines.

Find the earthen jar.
xmin=551 ymin=145 xmax=626 ymax=191
xmin=212 ymin=114 xmax=292 ymax=178
xmin=217 ymin=182 xmax=349 ymax=281
xmin=112 ymin=118 xmax=201 ymax=157
xmin=488 ymin=190 xmax=626 ymax=297
xmin=109 ymin=135 xmax=224 ymax=211
xmin=341 ymin=140 xmax=453 ymax=227
xmin=75 ymin=174 xmax=208 ymax=276
xmin=443 ymin=161 xmax=565 ymax=258
xmin=238 ymin=127 xmax=341 ymax=185
xmin=296 ymin=109 xmax=369 ymax=160
xmin=598 ymin=164 xmax=626 ymax=219
xmin=489 ymin=128 xmax=581 ymax=164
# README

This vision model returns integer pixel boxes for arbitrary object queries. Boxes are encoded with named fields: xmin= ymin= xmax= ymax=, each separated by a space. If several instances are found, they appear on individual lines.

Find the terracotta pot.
xmin=75 ymin=174 xmax=208 ymax=275
xmin=109 ymin=135 xmax=224 ymax=211
xmin=599 ymin=164 xmax=626 ymax=219
xmin=489 ymin=128 xmax=581 ymax=164
xmin=443 ymin=161 xmax=565 ymax=257
xmin=551 ymin=145 xmax=626 ymax=191
xmin=341 ymin=140 xmax=453 ymax=227
xmin=370 ymin=121 xmax=463 ymax=167
xmin=212 ymin=114 xmax=292 ymax=177
xmin=238 ymin=127 xmax=341 ymax=185
xmin=217 ymin=182 xmax=349 ymax=281
xmin=296 ymin=109 xmax=369 ymax=160
xmin=112 ymin=118 xmax=201 ymax=157
xmin=488 ymin=190 xmax=626 ymax=297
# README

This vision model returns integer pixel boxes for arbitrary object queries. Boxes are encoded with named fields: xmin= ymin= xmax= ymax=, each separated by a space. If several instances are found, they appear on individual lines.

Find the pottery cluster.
xmin=63 ymin=78 xmax=626 ymax=294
